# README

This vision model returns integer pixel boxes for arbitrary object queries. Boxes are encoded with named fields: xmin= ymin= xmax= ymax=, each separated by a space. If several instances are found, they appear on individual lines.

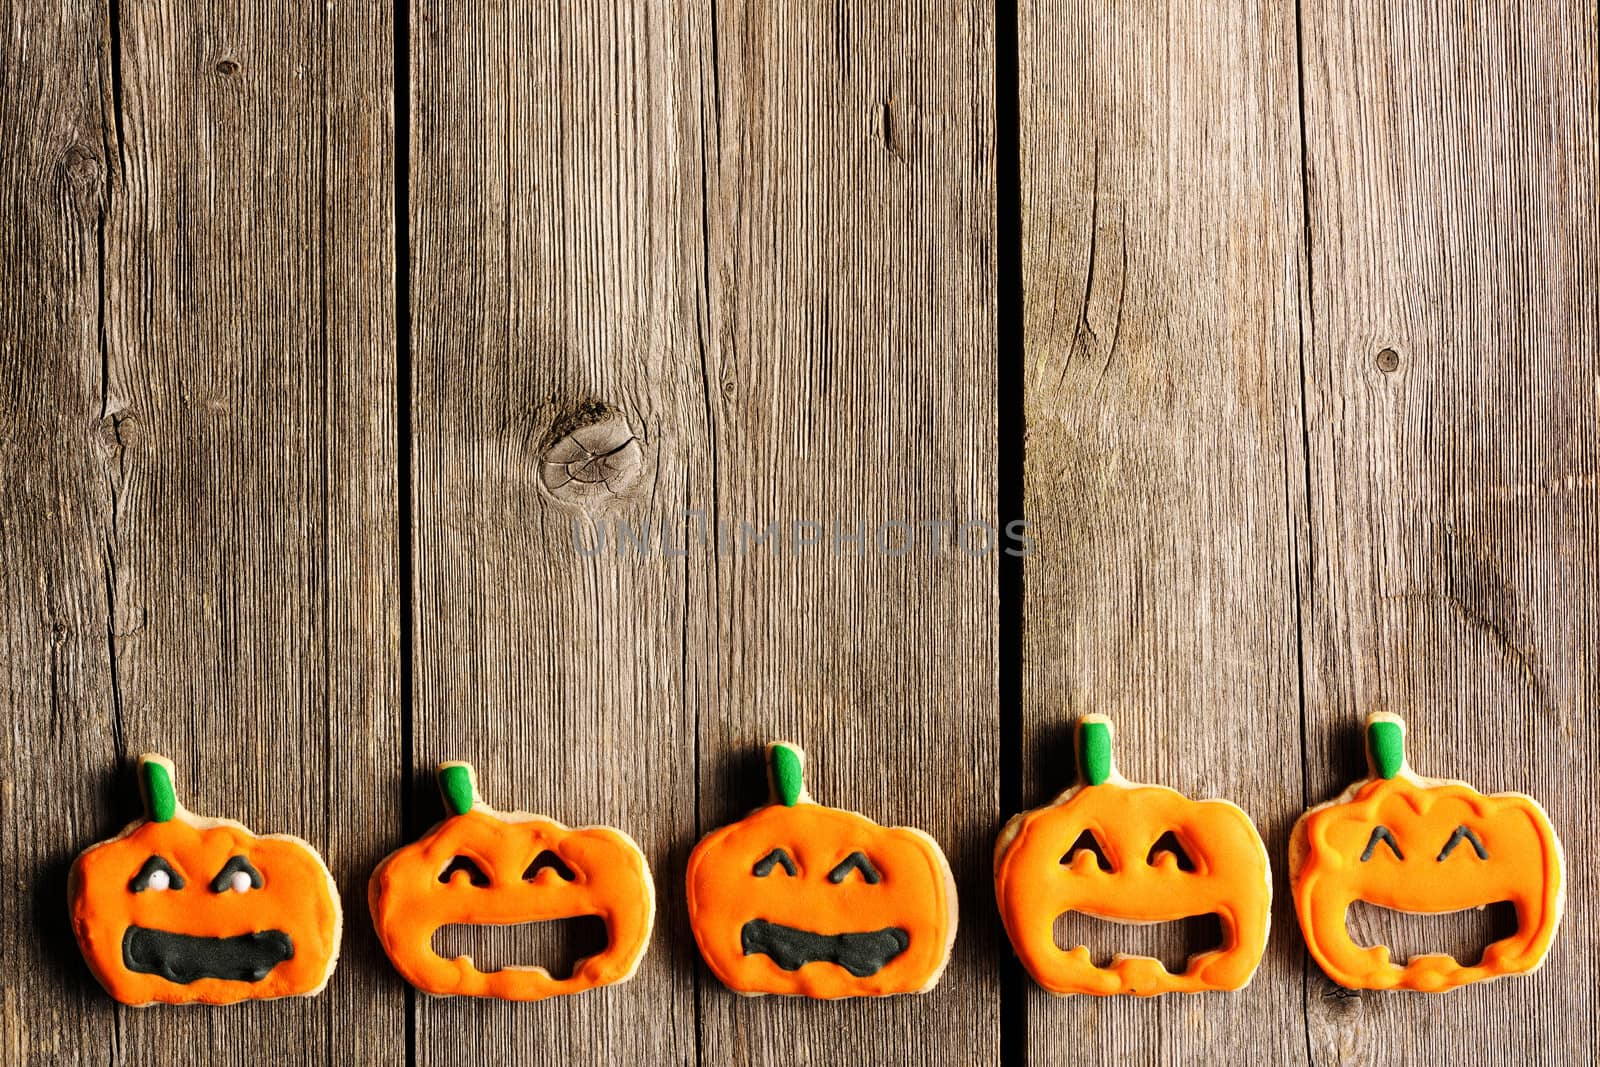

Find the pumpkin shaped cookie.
xmin=69 ymin=754 xmax=343 ymax=1006
xmin=369 ymin=762 xmax=653 ymax=1000
xmin=1291 ymin=713 xmax=1565 ymax=992
xmin=686 ymin=742 xmax=957 ymax=998
xmin=994 ymin=716 xmax=1271 ymax=995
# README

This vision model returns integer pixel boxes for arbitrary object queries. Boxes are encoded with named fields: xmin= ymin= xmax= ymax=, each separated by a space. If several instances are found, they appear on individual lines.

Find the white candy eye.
xmin=209 ymin=856 xmax=262 ymax=894
xmin=146 ymin=869 xmax=171 ymax=892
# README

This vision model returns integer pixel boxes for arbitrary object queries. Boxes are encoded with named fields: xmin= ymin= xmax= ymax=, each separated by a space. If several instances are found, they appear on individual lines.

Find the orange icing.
xmin=368 ymin=766 xmax=653 ymax=1000
xmin=994 ymin=717 xmax=1270 ymax=996
xmin=69 ymin=764 xmax=341 ymax=1006
xmin=685 ymin=744 xmax=956 ymax=998
xmin=1292 ymin=716 xmax=1565 ymax=992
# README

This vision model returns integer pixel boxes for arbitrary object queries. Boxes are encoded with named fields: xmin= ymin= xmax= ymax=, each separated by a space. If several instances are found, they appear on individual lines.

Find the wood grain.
xmin=1297 ymin=1 xmax=1599 ymax=1062
xmin=3 ymin=0 xmax=1596 ymax=1063
xmin=406 ymin=1 xmax=706 ymax=1062
xmin=692 ymin=1 xmax=999 ymax=1064
xmin=0 ymin=3 xmax=124 ymax=1061
xmin=409 ymin=1 xmax=998 ymax=1062
xmin=1 ymin=1 xmax=403 ymax=1064
xmin=1018 ymin=0 xmax=1310 ymax=1062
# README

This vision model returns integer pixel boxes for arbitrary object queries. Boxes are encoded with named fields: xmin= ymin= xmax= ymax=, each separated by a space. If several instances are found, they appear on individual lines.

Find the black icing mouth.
xmin=740 ymin=919 xmax=909 ymax=977
xmin=123 ymin=925 xmax=295 ymax=984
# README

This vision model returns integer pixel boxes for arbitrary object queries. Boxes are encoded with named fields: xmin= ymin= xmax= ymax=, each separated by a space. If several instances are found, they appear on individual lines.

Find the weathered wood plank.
xmin=1018 ymin=0 xmax=1310 ymax=1061
xmin=691 ymin=2 xmax=1000 ymax=1064
xmin=410 ymin=0 xmax=999 ymax=1059
xmin=1298 ymin=2 xmax=1599 ymax=1062
xmin=0 ymin=3 xmax=125 ymax=1062
xmin=2 ymin=2 xmax=1590 ymax=1063
xmin=1 ymin=2 xmax=403 ymax=1063
xmin=406 ymin=2 xmax=706 ymax=1062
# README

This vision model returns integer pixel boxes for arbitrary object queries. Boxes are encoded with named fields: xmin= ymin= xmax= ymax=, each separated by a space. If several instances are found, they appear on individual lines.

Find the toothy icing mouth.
xmin=122 ymin=926 xmax=294 ymax=984
xmin=1053 ymin=910 xmax=1225 ymax=973
xmin=429 ymin=916 xmax=610 ymax=976
xmin=1345 ymin=899 xmax=1520 ymax=965
xmin=740 ymin=919 xmax=909 ymax=976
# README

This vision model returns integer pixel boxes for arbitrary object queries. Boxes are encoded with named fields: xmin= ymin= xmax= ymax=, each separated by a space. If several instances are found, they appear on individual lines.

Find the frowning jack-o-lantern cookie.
xmin=994 ymin=716 xmax=1271 ymax=995
xmin=369 ymin=762 xmax=654 ymax=1000
xmin=69 ymin=754 xmax=343 ymax=1006
xmin=686 ymin=742 xmax=958 ymax=998
xmin=1291 ymin=713 xmax=1565 ymax=992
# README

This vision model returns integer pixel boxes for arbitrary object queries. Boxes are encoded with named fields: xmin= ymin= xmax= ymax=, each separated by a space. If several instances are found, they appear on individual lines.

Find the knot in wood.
xmin=539 ymin=409 xmax=644 ymax=502
xmin=62 ymin=145 xmax=103 ymax=189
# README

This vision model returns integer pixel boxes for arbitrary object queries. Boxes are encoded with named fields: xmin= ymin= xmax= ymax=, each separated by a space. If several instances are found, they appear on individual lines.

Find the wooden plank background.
xmin=0 ymin=2 xmax=1593 ymax=1064
xmin=1296 ymin=2 xmax=1598 ymax=1063
xmin=1 ymin=1 xmax=403 ymax=1064
xmin=1017 ymin=0 xmax=1310 ymax=1062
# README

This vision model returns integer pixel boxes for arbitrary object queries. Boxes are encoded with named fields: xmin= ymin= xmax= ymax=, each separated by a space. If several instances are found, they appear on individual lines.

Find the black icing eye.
xmin=523 ymin=850 xmax=577 ymax=882
xmin=752 ymin=848 xmax=798 ymax=877
xmin=1145 ymin=831 xmax=1196 ymax=872
xmin=1061 ymin=829 xmax=1113 ymax=872
xmin=210 ymin=856 xmax=264 ymax=894
xmin=826 ymin=851 xmax=882 ymax=885
xmin=439 ymin=855 xmax=491 ymax=887
xmin=1437 ymin=825 xmax=1488 ymax=861
xmin=129 ymin=856 xmax=185 ymax=893
xmin=1360 ymin=825 xmax=1405 ymax=862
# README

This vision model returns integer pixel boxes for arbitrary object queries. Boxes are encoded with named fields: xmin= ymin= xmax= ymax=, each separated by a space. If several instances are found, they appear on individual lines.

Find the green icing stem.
xmin=770 ymin=744 xmax=804 ymax=807
xmin=438 ymin=764 xmax=477 ymax=817
xmin=1077 ymin=720 xmax=1112 ymax=786
xmin=141 ymin=759 xmax=177 ymax=823
xmin=1368 ymin=719 xmax=1405 ymax=780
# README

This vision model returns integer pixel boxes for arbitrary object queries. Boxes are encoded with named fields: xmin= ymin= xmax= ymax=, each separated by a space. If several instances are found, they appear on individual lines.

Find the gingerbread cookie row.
xmin=70 ymin=715 xmax=1563 ymax=1005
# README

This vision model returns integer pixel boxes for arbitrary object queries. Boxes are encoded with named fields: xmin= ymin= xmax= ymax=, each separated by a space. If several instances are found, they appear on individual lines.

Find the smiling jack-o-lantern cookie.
xmin=994 ymin=715 xmax=1271 ymax=996
xmin=686 ymin=742 xmax=958 ymax=998
xmin=1291 ymin=713 xmax=1565 ymax=992
xmin=69 ymin=754 xmax=343 ymax=1006
xmin=369 ymin=761 xmax=654 ymax=1000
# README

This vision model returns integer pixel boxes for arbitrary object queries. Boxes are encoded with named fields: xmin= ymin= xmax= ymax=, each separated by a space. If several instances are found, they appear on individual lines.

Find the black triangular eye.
xmin=523 ymin=850 xmax=576 ymax=882
xmin=129 ymin=855 xmax=185 ymax=892
xmin=1360 ymin=826 xmax=1405 ymax=862
xmin=753 ymin=848 xmax=798 ymax=877
xmin=1145 ymin=831 xmax=1196 ymax=872
xmin=827 ymin=851 xmax=882 ymax=884
xmin=439 ymin=855 xmax=491 ymax=887
xmin=210 ymin=856 xmax=263 ymax=893
xmin=1061 ymin=829 xmax=1112 ymax=872
xmin=1436 ymin=825 xmax=1488 ymax=861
